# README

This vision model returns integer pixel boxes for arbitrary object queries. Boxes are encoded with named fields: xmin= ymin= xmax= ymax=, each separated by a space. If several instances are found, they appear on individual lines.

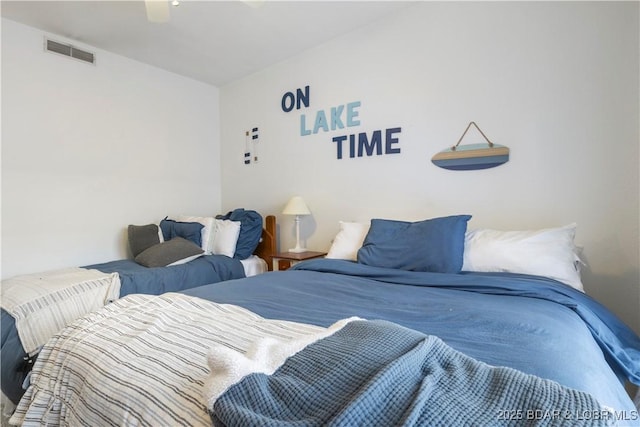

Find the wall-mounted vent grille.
xmin=45 ymin=38 xmax=95 ymax=65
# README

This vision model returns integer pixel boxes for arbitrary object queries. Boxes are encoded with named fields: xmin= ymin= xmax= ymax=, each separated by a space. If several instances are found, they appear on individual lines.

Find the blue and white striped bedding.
xmin=1 ymin=268 xmax=120 ymax=356
xmin=0 ymin=254 xmax=246 ymax=406
xmin=10 ymin=293 xmax=324 ymax=426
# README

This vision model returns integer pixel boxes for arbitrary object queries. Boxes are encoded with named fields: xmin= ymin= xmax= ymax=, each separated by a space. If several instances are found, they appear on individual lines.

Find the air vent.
xmin=45 ymin=38 xmax=95 ymax=65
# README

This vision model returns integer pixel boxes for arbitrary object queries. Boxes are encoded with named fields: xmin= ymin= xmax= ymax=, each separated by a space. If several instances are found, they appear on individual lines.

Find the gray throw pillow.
xmin=128 ymin=224 xmax=161 ymax=258
xmin=135 ymin=237 xmax=204 ymax=268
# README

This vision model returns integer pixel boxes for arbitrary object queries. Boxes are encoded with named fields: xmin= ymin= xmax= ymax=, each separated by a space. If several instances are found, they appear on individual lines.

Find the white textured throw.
xmin=204 ymin=317 xmax=359 ymax=409
xmin=0 ymin=267 xmax=120 ymax=355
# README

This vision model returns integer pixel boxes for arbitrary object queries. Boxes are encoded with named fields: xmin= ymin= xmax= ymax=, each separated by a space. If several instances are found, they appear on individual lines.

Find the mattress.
xmin=239 ymin=254 xmax=268 ymax=277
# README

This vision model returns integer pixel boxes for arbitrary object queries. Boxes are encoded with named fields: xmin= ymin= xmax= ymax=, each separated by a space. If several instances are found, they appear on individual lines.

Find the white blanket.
xmin=204 ymin=317 xmax=358 ymax=409
xmin=0 ymin=267 xmax=120 ymax=355
xmin=11 ymin=293 xmax=325 ymax=427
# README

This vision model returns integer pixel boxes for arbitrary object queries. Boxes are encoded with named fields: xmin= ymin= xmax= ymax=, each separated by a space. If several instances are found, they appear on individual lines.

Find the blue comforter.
xmin=1 ymin=254 xmax=244 ymax=404
xmin=86 ymin=255 xmax=245 ymax=297
xmin=185 ymin=258 xmax=640 ymax=421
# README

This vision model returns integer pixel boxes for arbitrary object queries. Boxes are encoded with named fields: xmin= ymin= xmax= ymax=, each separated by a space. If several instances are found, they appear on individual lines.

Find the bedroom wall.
xmin=1 ymin=19 xmax=222 ymax=279
xmin=219 ymin=2 xmax=640 ymax=334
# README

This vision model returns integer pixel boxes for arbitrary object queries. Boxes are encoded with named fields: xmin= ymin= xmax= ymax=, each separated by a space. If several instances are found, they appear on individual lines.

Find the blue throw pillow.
xmin=357 ymin=215 xmax=472 ymax=273
xmin=216 ymin=209 xmax=263 ymax=260
xmin=159 ymin=218 xmax=204 ymax=248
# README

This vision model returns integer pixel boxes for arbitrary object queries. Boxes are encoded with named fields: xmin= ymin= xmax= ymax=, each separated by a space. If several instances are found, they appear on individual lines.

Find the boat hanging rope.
xmin=452 ymin=121 xmax=494 ymax=151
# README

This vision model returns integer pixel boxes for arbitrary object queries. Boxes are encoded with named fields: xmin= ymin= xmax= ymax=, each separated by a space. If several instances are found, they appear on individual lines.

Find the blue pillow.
xmin=159 ymin=218 xmax=204 ymax=248
xmin=216 ymin=209 xmax=263 ymax=260
xmin=357 ymin=215 xmax=472 ymax=273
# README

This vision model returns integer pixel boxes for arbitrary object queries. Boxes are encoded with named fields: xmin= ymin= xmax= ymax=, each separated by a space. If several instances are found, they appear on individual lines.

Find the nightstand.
xmin=272 ymin=251 xmax=327 ymax=271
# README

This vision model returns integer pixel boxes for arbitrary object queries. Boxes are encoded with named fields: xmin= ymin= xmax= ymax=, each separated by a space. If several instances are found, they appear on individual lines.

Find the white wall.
xmin=220 ymin=2 xmax=640 ymax=333
xmin=1 ymin=19 xmax=222 ymax=278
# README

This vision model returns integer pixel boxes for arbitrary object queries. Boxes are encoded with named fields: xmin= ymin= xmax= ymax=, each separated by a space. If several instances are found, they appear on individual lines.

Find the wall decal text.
xmin=282 ymin=85 xmax=401 ymax=160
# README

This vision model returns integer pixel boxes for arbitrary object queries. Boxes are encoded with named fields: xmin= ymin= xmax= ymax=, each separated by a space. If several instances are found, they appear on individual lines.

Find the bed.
xmin=7 ymin=215 xmax=640 ymax=426
xmin=0 ymin=212 xmax=277 ymax=409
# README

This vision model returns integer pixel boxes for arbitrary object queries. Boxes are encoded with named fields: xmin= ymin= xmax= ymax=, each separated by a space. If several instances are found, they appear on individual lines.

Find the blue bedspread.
xmin=86 ymin=254 xmax=245 ymax=297
xmin=185 ymin=259 xmax=640 ymax=421
xmin=1 ymin=254 xmax=244 ymax=404
xmin=213 ymin=320 xmax=612 ymax=427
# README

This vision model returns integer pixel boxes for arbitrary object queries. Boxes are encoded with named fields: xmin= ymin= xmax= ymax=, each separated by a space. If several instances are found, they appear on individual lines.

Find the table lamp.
xmin=282 ymin=196 xmax=311 ymax=253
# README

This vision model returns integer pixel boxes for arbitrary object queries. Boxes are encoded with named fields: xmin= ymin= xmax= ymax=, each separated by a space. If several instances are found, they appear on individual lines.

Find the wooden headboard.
xmin=254 ymin=215 xmax=276 ymax=271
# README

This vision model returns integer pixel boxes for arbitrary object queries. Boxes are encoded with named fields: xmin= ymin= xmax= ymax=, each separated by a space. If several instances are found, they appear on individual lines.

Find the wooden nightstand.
xmin=272 ymin=251 xmax=327 ymax=271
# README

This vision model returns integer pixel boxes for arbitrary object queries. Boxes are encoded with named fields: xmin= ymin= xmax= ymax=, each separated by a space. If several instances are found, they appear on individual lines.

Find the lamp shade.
xmin=282 ymin=196 xmax=311 ymax=216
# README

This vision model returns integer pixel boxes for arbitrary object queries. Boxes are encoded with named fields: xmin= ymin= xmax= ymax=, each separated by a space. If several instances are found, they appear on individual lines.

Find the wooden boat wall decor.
xmin=431 ymin=122 xmax=509 ymax=171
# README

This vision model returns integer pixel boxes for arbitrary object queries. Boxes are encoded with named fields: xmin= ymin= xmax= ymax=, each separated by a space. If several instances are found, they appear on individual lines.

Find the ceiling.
xmin=1 ymin=1 xmax=414 ymax=87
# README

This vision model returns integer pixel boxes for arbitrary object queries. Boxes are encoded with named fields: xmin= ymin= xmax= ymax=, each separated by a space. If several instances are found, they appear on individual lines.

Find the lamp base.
xmin=288 ymin=247 xmax=307 ymax=253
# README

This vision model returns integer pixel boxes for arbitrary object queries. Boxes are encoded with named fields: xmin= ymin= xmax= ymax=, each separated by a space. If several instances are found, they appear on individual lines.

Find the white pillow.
xmin=176 ymin=215 xmax=215 ymax=253
xmin=210 ymin=219 xmax=241 ymax=258
xmin=326 ymin=221 xmax=371 ymax=261
xmin=462 ymin=223 xmax=584 ymax=291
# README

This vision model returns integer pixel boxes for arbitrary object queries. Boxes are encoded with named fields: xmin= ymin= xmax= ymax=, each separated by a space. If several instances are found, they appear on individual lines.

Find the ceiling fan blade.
xmin=145 ymin=0 xmax=170 ymax=23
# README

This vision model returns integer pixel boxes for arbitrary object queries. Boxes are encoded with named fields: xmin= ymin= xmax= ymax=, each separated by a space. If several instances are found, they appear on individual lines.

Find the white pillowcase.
xmin=326 ymin=221 xmax=371 ymax=261
xmin=167 ymin=253 xmax=205 ymax=266
xmin=176 ymin=215 xmax=215 ymax=253
xmin=210 ymin=219 xmax=241 ymax=258
xmin=462 ymin=223 xmax=584 ymax=291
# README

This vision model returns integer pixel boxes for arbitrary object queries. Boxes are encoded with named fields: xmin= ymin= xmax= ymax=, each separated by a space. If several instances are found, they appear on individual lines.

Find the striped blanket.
xmin=10 ymin=293 xmax=325 ymax=426
xmin=211 ymin=320 xmax=615 ymax=427
xmin=0 ymin=267 xmax=120 ymax=355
